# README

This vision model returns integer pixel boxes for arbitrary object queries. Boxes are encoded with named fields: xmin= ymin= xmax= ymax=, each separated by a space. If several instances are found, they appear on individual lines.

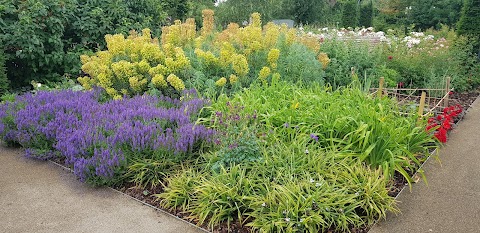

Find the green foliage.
xmin=0 ymin=0 xmax=74 ymax=87
xmin=188 ymin=166 xmax=254 ymax=230
xmin=209 ymin=81 xmax=437 ymax=181
xmin=0 ymin=49 xmax=9 ymax=95
xmin=247 ymin=146 xmax=397 ymax=231
xmin=0 ymin=0 xmax=186 ymax=89
xmin=408 ymin=0 xmax=463 ymax=31
xmin=124 ymin=158 xmax=178 ymax=189
xmin=202 ymin=102 xmax=262 ymax=171
xmin=156 ymin=168 xmax=202 ymax=211
xmin=214 ymin=0 xmax=288 ymax=26
xmin=67 ymin=0 xmax=168 ymax=51
xmin=457 ymin=0 xmax=480 ymax=51
xmin=449 ymin=36 xmax=480 ymax=91
xmin=341 ymin=0 xmax=359 ymax=28
xmin=359 ymin=0 xmax=373 ymax=27
xmin=320 ymin=39 xmax=383 ymax=88
xmin=158 ymin=139 xmax=398 ymax=231
xmin=277 ymin=43 xmax=325 ymax=85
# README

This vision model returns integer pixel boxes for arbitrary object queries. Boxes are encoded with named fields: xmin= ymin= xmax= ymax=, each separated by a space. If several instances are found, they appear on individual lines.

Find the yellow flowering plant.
xmin=79 ymin=10 xmax=326 ymax=98
xmin=79 ymin=29 xmax=190 ymax=98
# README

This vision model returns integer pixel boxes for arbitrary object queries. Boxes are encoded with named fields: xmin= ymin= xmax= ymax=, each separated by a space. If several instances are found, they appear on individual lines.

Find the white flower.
xmin=315 ymin=182 xmax=322 ymax=187
xmin=305 ymin=149 xmax=309 ymax=154
xmin=309 ymin=178 xmax=315 ymax=183
xmin=37 ymin=83 xmax=42 ymax=88
xmin=261 ymin=202 xmax=266 ymax=207
xmin=355 ymin=192 xmax=359 ymax=196
xmin=285 ymin=217 xmax=290 ymax=222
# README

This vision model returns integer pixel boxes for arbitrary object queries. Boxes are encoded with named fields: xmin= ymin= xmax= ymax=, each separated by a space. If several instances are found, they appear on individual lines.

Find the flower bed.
xmin=0 ymin=89 xmax=214 ymax=185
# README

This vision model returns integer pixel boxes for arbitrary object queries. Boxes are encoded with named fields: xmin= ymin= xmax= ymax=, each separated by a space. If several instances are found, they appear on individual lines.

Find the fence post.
xmin=418 ymin=91 xmax=426 ymax=120
xmin=378 ymin=77 xmax=384 ymax=98
xmin=444 ymin=76 xmax=451 ymax=108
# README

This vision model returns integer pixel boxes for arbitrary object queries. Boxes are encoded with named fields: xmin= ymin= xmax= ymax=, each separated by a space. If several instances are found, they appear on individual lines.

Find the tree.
xmin=359 ymin=0 xmax=373 ymax=27
xmin=408 ymin=0 xmax=462 ymax=30
xmin=342 ymin=0 xmax=359 ymax=27
xmin=288 ymin=0 xmax=318 ymax=25
xmin=457 ymin=0 xmax=480 ymax=51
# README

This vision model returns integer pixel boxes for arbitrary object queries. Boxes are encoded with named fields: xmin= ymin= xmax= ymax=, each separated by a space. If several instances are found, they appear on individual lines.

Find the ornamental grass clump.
xmin=157 ymin=140 xmax=397 ymax=232
xmin=0 ymin=89 xmax=214 ymax=185
xmin=209 ymin=81 xmax=437 ymax=183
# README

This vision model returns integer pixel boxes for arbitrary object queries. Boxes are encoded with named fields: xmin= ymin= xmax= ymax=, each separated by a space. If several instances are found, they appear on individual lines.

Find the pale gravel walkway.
xmin=0 ymin=146 xmax=204 ymax=233
xmin=369 ymin=97 xmax=480 ymax=233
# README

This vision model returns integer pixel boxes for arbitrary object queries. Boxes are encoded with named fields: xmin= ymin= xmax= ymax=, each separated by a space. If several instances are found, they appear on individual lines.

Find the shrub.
xmin=78 ymin=29 xmax=192 ymax=99
xmin=0 ymin=0 xmax=74 ymax=87
xmin=0 ymin=0 xmax=172 ymax=89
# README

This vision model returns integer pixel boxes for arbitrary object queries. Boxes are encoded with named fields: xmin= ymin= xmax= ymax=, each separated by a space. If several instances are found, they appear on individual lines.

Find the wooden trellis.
xmin=370 ymin=77 xmax=453 ymax=119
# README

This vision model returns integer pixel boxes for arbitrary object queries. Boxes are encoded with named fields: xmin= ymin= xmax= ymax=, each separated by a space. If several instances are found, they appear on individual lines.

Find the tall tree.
xmin=359 ymin=0 xmax=373 ymax=27
xmin=342 ymin=0 xmax=359 ymax=27
xmin=457 ymin=0 xmax=480 ymax=39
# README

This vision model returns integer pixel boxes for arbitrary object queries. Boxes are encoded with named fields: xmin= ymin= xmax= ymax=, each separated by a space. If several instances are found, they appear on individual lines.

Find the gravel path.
xmin=0 ymin=146 xmax=204 ymax=233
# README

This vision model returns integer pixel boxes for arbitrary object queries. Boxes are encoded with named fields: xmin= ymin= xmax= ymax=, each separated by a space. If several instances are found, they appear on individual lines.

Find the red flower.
xmin=388 ymin=56 xmax=393 ymax=60
xmin=442 ymin=120 xmax=451 ymax=131
xmin=434 ymin=127 xmax=448 ymax=143
xmin=436 ymin=115 xmax=443 ymax=121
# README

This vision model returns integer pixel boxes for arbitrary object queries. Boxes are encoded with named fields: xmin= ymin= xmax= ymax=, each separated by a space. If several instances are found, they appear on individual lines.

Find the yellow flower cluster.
xmin=251 ymin=12 xmax=262 ymax=28
xmin=317 ymin=52 xmax=330 ymax=69
xmin=129 ymin=76 xmax=148 ymax=93
xmin=229 ymin=74 xmax=238 ymax=84
xmin=215 ymin=77 xmax=227 ymax=87
xmin=79 ymin=29 xmax=191 ymax=98
xmin=297 ymin=33 xmax=321 ymax=53
xmin=215 ymin=23 xmax=240 ymax=44
xmin=232 ymin=54 xmax=249 ymax=77
xmin=267 ymin=48 xmax=280 ymax=69
xmin=152 ymin=74 xmax=167 ymax=88
xmin=195 ymin=48 xmax=220 ymax=67
xmin=161 ymin=19 xmax=196 ymax=47
xmin=272 ymin=72 xmax=281 ymax=83
xmin=258 ymin=66 xmax=271 ymax=81
xmin=166 ymin=74 xmax=185 ymax=91
xmin=201 ymin=9 xmax=215 ymax=36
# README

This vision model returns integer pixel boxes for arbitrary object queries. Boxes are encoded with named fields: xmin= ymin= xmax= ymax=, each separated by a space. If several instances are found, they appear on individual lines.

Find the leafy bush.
xmin=320 ymin=39 xmax=384 ymax=88
xmin=0 ymin=0 xmax=175 ymax=89
xmin=0 ymin=0 xmax=75 ymax=87
xmin=0 ymin=89 xmax=214 ymax=185
xmin=78 ymin=28 xmax=192 ymax=99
